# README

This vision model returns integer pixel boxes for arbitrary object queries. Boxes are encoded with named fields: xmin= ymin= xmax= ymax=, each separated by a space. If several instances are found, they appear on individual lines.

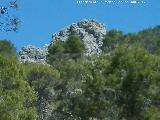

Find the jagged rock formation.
xmin=18 ymin=19 xmax=106 ymax=63
xmin=18 ymin=44 xmax=48 ymax=64
xmin=52 ymin=19 xmax=106 ymax=55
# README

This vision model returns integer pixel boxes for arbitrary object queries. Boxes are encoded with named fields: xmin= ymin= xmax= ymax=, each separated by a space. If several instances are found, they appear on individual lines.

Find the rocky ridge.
xmin=18 ymin=19 xmax=106 ymax=63
xmin=52 ymin=19 xmax=106 ymax=55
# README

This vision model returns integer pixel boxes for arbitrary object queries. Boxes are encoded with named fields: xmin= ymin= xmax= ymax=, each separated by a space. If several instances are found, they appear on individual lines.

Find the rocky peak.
xmin=52 ymin=19 xmax=106 ymax=55
xmin=18 ymin=19 xmax=106 ymax=63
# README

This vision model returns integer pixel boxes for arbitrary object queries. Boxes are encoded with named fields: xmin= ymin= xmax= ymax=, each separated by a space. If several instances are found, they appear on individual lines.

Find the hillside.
xmin=1 ymin=20 xmax=160 ymax=120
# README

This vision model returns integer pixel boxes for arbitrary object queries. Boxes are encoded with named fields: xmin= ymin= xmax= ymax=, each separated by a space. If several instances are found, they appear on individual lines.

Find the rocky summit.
xmin=52 ymin=19 xmax=106 ymax=55
xmin=18 ymin=19 xmax=106 ymax=63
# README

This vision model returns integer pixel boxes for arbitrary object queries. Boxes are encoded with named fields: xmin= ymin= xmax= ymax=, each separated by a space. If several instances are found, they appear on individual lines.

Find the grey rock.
xmin=18 ymin=44 xmax=49 ymax=64
xmin=18 ymin=19 xmax=106 ymax=63
xmin=52 ymin=19 xmax=106 ymax=55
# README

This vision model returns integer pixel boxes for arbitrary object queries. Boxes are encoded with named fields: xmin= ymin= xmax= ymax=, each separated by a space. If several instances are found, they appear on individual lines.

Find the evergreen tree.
xmin=47 ymin=35 xmax=85 ymax=70
xmin=24 ymin=63 xmax=60 ymax=120
xmin=0 ymin=40 xmax=16 ymax=58
xmin=64 ymin=35 xmax=85 ymax=60
xmin=0 ymin=55 xmax=37 ymax=120
xmin=101 ymin=29 xmax=124 ymax=52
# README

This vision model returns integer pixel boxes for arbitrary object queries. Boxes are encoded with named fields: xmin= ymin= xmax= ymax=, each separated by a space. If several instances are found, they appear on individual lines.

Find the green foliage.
xmin=46 ymin=26 xmax=160 ymax=120
xmin=0 ymin=40 xmax=16 ymax=58
xmin=47 ymin=41 xmax=65 ymax=69
xmin=48 ymin=46 xmax=160 ymax=120
xmin=144 ymin=107 xmax=160 ymax=120
xmin=101 ymin=29 xmax=124 ymax=52
xmin=102 ymin=26 xmax=160 ymax=54
xmin=48 ymin=41 xmax=64 ymax=55
xmin=49 ymin=60 xmax=88 ymax=119
xmin=2 ymin=26 xmax=160 ymax=120
xmin=64 ymin=35 xmax=85 ymax=55
xmin=24 ymin=63 xmax=60 ymax=120
xmin=47 ymin=35 xmax=85 ymax=69
xmin=111 ymin=47 xmax=155 ymax=120
xmin=124 ymin=26 xmax=160 ymax=54
xmin=100 ymin=46 xmax=160 ymax=120
xmin=138 ymin=26 xmax=160 ymax=53
xmin=49 ymin=55 xmax=119 ymax=119
xmin=0 ymin=55 xmax=37 ymax=120
xmin=24 ymin=63 xmax=60 ymax=94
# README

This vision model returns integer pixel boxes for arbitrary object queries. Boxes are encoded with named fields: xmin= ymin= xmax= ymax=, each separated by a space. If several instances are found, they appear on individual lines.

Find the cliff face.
xmin=18 ymin=19 xmax=106 ymax=63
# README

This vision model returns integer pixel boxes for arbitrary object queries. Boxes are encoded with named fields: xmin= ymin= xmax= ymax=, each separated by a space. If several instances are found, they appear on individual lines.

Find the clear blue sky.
xmin=0 ymin=0 xmax=160 ymax=51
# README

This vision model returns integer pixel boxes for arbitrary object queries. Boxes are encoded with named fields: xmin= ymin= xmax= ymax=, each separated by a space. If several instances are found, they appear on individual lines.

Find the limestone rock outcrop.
xmin=18 ymin=44 xmax=48 ymax=64
xmin=52 ymin=19 xmax=106 ymax=55
xmin=18 ymin=19 xmax=106 ymax=63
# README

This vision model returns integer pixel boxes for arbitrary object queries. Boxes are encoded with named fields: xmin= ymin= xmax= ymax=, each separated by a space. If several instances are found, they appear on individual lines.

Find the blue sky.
xmin=0 ymin=0 xmax=160 ymax=51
